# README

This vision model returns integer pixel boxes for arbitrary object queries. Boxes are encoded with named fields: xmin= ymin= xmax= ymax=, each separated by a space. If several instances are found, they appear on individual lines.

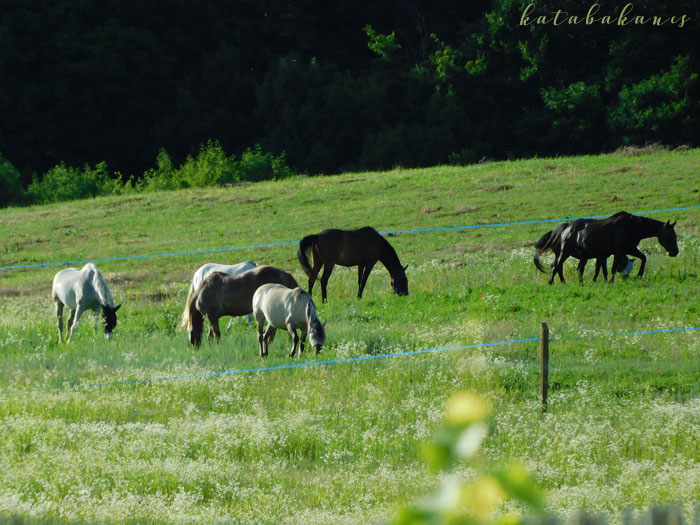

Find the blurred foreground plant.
xmin=394 ymin=392 xmax=544 ymax=525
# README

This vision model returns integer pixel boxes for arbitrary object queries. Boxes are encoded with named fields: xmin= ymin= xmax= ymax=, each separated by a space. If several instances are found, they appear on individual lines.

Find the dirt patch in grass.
xmin=108 ymin=271 xmax=152 ymax=286
xmin=420 ymin=205 xmax=443 ymax=215
xmin=438 ymin=205 xmax=480 ymax=217
xmin=482 ymin=184 xmax=514 ymax=192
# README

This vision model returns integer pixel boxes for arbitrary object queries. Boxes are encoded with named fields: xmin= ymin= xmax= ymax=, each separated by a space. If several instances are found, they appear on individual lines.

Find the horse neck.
xmin=378 ymin=240 xmax=403 ymax=276
xmin=636 ymin=216 xmax=665 ymax=240
xmin=92 ymin=273 xmax=115 ymax=307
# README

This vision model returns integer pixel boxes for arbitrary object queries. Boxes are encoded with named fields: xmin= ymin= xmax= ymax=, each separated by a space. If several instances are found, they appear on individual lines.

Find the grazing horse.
xmin=179 ymin=261 xmax=257 ymax=329
xmin=253 ymin=284 xmax=326 ymax=358
xmin=534 ymin=220 xmax=631 ymax=283
xmin=297 ymin=226 xmax=408 ymax=302
xmin=188 ymin=265 xmax=298 ymax=347
xmin=550 ymin=211 xmax=678 ymax=284
xmin=52 ymin=263 xmax=121 ymax=342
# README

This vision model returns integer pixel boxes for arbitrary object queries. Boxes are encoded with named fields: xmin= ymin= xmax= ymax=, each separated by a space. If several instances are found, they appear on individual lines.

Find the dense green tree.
xmin=0 ymin=0 xmax=697 ymax=204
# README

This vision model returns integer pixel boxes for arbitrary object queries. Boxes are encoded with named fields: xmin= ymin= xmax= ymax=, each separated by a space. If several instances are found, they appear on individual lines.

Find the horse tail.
xmin=179 ymin=281 xmax=196 ymax=330
xmin=534 ymin=230 xmax=555 ymax=273
xmin=297 ymin=234 xmax=318 ymax=278
xmin=187 ymin=292 xmax=204 ymax=347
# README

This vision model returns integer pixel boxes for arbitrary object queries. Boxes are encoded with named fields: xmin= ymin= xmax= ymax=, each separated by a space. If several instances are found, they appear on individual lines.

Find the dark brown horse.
xmin=534 ymin=220 xmax=631 ymax=283
xmin=297 ymin=226 xmax=408 ymax=302
xmin=549 ymin=211 xmax=678 ymax=284
xmin=187 ymin=265 xmax=298 ymax=346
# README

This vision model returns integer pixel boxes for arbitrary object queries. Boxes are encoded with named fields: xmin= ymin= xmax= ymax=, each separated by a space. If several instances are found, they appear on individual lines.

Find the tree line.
xmin=1 ymin=0 xmax=698 ymax=206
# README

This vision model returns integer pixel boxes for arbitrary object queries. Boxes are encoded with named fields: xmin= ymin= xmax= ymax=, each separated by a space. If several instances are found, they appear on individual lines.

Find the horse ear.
xmin=671 ymin=220 xmax=677 ymax=227
xmin=403 ymin=264 xmax=408 ymax=271
xmin=114 ymin=304 xmax=121 ymax=312
xmin=322 ymin=321 xmax=327 ymax=328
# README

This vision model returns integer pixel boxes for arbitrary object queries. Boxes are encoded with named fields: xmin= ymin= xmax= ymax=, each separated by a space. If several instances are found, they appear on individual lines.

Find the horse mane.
xmin=187 ymin=288 xmax=204 ymax=346
xmin=366 ymin=227 xmax=403 ymax=276
xmin=86 ymin=264 xmax=115 ymax=307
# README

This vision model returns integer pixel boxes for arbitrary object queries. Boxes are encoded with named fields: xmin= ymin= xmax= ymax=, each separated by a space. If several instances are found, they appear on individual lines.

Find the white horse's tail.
xmin=180 ymin=281 xmax=196 ymax=330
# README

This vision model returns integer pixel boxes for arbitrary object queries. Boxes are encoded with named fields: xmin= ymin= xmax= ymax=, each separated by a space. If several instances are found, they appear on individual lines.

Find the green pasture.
xmin=1 ymin=149 xmax=699 ymax=523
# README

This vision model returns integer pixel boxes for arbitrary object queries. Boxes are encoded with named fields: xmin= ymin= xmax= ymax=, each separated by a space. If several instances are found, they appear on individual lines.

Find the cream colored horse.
xmin=252 ymin=283 xmax=326 ymax=358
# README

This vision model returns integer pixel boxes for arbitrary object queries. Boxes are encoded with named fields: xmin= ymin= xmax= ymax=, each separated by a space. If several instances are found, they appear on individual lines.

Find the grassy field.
xmin=1 ymin=149 xmax=699 ymax=523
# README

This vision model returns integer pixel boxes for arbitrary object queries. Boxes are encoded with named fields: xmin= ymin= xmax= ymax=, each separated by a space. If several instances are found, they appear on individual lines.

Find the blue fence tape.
xmin=2 ymin=205 xmax=698 ymax=271
xmin=2 ymin=325 xmax=698 ymax=397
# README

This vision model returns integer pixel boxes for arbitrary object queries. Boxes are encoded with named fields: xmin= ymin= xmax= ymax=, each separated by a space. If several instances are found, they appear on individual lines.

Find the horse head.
xmin=391 ymin=265 xmax=409 ymax=296
xmin=101 ymin=304 xmax=121 ymax=339
xmin=305 ymin=303 xmax=326 ymax=354
xmin=659 ymin=220 xmax=679 ymax=257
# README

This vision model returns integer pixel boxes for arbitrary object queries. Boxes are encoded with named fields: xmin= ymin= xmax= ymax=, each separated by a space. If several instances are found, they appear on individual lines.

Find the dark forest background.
xmin=1 ymin=0 xmax=698 ymax=206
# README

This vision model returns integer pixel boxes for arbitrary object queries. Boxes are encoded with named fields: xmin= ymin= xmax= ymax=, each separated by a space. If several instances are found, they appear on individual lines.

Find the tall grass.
xmin=0 ymin=150 xmax=699 ymax=522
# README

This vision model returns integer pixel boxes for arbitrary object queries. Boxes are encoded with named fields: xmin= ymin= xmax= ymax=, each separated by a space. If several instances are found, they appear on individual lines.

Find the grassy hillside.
xmin=1 ymin=149 xmax=699 ymax=523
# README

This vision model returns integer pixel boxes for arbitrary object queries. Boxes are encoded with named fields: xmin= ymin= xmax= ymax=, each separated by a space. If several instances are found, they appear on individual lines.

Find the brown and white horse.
xmin=187 ymin=265 xmax=298 ymax=346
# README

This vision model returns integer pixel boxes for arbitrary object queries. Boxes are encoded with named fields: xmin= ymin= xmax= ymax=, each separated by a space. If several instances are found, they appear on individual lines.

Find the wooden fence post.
xmin=540 ymin=322 xmax=549 ymax=414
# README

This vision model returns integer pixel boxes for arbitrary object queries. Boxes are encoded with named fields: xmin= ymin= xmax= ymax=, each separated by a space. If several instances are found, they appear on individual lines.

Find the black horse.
xmin=534 ymin=220 xmax=630 ymax=284
xmin=549 ymin=211 xmax=678 ymax=284
xmin=297 ymin=226 xmax=408 ymax=302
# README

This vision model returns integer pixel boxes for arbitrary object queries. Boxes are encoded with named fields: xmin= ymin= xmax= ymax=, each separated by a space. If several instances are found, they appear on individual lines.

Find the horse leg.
xmin=299 ymin=328 xmax=307 ymax=355
xmin=207 ymin=315 xmax=221 ymax=343
xmin=263 ymin=326 xmax=276 ymax=357
xmin=255 ymin=312 xmax=266 ymax=357
xmin=286 ymin=324 xmax=300 ymax=358
xmin=601 ymin=257 xmax=609 ymax=282
xmin=549 ymin=254 xmax=565 ymax=285
xmin=308 ymin=258 xmax=323 ymax=296
xmin=577 ymin=258 xmax=588 ymax=283
xmin=357 ymin=265 xmax=365 ymax=296
xmin=319 ymin=263 xmax=335 ymax=303
xmin=67 ymin=305 xmax=85 ymax=343
xmin=54 ymin=300 xmax=64 ymax=343
xmin=93 ymin=306 xmax=101 ymax=340
xmin=358 ymin=262 xmax=376 ymax=299
xmin=629 ymin=247 xmax=647 ymax=277
xmin=66 ymin=309 xmax=76 ymax=334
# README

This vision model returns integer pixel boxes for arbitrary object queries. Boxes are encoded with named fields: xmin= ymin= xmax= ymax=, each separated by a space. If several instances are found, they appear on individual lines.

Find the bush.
xmin=177 ymin=140 xmax=237 ymax=187
xmin=139 ymin=149 xmax=182 ymax=191
xmin=139 ymin=142 xmax=294 ymax=191
xmin=27 ymin=161 xmax=111 ymax=204
xmin=0 ymin=154 xmax=24 ymax=207
xmin=234 ymin=145 xmax=294 ymax=182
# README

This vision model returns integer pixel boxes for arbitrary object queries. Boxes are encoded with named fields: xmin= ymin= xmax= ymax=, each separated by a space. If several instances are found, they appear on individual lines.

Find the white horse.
xmin=179 ymin=261 xmax=257 ymax=329
xmin=52 ymin=263 xmax=121 ymax=343
xmin=252 ymin=284 xmax=326 ymax=358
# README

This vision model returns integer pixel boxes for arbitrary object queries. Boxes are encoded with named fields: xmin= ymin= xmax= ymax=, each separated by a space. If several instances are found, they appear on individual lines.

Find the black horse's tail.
xmin=297 ymin=234 xmax=318 ymax=278
xmin=187 ymin=293 xmax=204 ymax=347
xmin=534 ymin=230 xmax=556 ymax=273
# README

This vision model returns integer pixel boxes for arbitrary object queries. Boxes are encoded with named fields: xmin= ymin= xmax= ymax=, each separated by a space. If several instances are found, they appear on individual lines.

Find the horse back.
xmin=316 ymin=226 xmax=385 ymax=266
xmin=251 ymin=265 xmax=298 ymax=289
xmin=580 ymin=212 xmax=638 ymax=253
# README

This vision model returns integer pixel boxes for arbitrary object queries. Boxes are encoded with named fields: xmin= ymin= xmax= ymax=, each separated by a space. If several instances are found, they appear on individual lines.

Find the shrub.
xmin=139 ymin=149 xmax=182 ymax=191
xmin=27 ymin=161 xmax=111 ymax=204
xmin=0 ymin=154 xmax=24 ymax=207
xmin=234 ymin=145 xmax=294 ymax=182
xmin=177 ymin=140 xmax=237 ymax=187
